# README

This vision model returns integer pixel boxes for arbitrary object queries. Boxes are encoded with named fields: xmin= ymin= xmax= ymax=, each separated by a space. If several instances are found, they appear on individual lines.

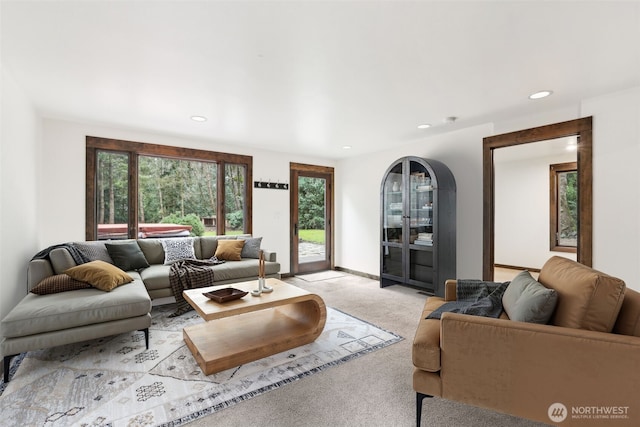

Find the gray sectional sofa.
xmin=1 ymin=235 xmax=280 ymax=382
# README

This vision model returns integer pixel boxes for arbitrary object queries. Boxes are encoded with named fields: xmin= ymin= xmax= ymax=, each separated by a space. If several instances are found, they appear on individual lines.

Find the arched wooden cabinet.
xmin=380 ymin=156 xmax=456 ymax=296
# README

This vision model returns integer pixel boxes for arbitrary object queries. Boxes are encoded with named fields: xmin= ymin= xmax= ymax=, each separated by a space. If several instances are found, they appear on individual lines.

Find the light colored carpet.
xmin=297 ymin=270 xmax=346 ymax=282
xmin=1 ymin=274 xmax=552 ymax=427
xmin=187 ymin=274 xmax=551 ymax=427
xmin=0 ymin=303 xmax=401 ymax=426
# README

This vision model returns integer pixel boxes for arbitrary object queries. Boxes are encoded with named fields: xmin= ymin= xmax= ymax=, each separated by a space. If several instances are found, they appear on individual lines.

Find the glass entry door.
xmin=290 ymin=163 xmax=334 ymax=274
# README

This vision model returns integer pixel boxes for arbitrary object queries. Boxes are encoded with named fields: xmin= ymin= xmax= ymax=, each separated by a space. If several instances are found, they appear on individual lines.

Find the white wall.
xmin=4 ymin=85 xmax=640 ymax=325
xmin=40 ymin=119 xmax=337 ymax=274
xmin=494 ymin=149 xmax=577 ymax=269
xmin=0 ymin=66 xmax=41 ymax=321
xmin=336 ymin=87 xmax=640 ymax=293
xmin=336 ymin=124 xmax=492 ymax=280
xmin=489 ymin=86 xmax=640 ymax=291
xmin=583 ymin=87 xmax=640 ymax=290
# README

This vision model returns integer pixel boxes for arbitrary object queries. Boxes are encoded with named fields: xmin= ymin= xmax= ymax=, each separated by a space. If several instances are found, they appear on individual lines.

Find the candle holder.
xmin=261 ymin=278 xmax=273 ymax=293
xmin=252 ymin=250 xmax=270 ymax=296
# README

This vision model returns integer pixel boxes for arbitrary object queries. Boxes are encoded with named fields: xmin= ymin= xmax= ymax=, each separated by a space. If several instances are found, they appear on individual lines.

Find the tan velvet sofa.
xmin=413 ymin=256 xmax=640 ymax=427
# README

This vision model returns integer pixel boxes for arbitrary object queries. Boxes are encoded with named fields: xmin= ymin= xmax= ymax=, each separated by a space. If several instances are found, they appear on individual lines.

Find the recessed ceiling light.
xmin=191 ymin=115 xmax=207 ymax=122
xmin=529 ymin=90 xmax=553 ymax=100
xmin=342 ymin=145 xmax=352 ymax=150
xmin=417 ymin=124 xmax=431 ymax=129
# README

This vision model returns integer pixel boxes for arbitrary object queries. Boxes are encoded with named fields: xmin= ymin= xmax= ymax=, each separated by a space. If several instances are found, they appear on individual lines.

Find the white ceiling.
xmin=2 ymin=1 xmax=639 ymax=159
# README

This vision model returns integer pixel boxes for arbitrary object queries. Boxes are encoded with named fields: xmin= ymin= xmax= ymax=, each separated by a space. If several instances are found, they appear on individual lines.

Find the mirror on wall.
xmin=482 ymin=118 xmax=593 ymax=281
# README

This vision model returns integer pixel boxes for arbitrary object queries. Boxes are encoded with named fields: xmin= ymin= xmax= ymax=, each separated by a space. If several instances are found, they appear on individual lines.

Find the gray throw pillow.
xmin=502 ymin=270 xmax=558 ymax=324
xmin=239 ymin=236 xmax=263 ymax=258
xmin=105 ymin=241 xmax=150 ymax=271
xmin=74 ymin=241 xmax=113 ymax=263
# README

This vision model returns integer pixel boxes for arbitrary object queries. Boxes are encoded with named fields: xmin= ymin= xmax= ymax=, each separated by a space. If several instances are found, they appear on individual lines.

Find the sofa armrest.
xmin=439 ymin=312 xmax=640 ymax=425
xmin=27 ymin=259 xmax=54 ymax=291
xmin=444 ymin=279 xmax=457 ymax=301
xmin=263 ymin=250 xmax=277 ymax=262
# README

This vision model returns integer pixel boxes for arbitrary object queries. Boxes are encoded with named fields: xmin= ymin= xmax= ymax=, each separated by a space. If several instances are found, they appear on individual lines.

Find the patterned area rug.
xmin=0 ymin=304 xmax=402 ymax=426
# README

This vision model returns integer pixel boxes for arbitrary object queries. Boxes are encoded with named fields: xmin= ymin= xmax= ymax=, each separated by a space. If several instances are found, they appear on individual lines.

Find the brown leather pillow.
xmin=214 ymin=239 xmax=245 ymax=261
xmin=31 ymin=274 xmax=92 ymax=295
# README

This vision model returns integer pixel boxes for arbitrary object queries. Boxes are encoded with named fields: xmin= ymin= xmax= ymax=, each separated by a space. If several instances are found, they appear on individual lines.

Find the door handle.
xmin=294 ymin=223 xmax=298 ymax=236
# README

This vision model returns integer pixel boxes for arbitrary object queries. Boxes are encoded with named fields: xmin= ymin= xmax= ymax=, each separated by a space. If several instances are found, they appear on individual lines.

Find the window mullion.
xmin=217 ymin=160 xmax=226 ymax=236
xmin=129 ymin=153 xmax=138 ymax=239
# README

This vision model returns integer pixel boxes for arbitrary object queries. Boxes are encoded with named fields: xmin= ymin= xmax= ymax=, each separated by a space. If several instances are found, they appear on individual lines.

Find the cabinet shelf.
xmin=380 ymin=156 xmax=456 ymax=297
xmin=409 ymin=244 xmax=434 ymax=251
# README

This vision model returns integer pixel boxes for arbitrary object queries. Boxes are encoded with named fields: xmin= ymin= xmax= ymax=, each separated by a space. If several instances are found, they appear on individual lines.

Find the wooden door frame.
xmin=290 ymin=163 xmax=335 ymax=275
xmin=482 ymin=117 xmax=592 ymax=280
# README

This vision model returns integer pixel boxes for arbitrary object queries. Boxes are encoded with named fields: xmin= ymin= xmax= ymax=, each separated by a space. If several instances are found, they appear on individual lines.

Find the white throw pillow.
xmin=161 ymin=237 xmax=196 ymax=265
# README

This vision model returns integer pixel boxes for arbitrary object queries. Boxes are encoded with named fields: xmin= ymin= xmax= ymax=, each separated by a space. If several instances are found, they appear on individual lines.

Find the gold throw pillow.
xmin=65 ymin=260 xmax=133 ymax=292
xmin=214 ymin=239 xmax=245 ymax=261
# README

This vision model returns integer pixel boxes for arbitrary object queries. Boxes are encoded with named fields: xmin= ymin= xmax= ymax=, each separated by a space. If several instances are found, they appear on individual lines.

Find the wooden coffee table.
xmin=182 ymin=278 xmax=327 ymax=375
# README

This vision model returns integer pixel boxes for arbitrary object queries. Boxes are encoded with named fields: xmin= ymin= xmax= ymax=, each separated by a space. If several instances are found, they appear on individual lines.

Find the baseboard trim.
xmin=284 ymin=268 xmax=379 ymax=281
xmin=335 ymin=266 xmax=379 ymax=281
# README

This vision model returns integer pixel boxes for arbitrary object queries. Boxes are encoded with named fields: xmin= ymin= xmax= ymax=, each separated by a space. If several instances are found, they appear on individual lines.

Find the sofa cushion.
xmin=613 ymin=287 xmax=640 ymax=337
xmin=105 ymin=241 xmax=150 ymax=271
xmin=137 ymin=239 xmax=165 ymax=264
xmin=538 ymin=256 xmax=626 ymax=332
xmin=238 ymin=236 xmax=262 ymax=258
xmin=30 ymin=274 xmax=92 ymax=295
xmin=1 ymin=277 xmax=150 ymax=338
xmin=139 ymin=260 xmax=279 ymax=291
xmin=74 ymin=241 xmax=113 ymax=263
xmin=65 ymin=260 xmax=133 ymax=292
xmin=197 ymin=237 xmax=217 ymax=259
xmin=49 ymin=247 xmax=78 ymax=274
xmin=139 ymin=264 xmax=171 ymax=291
xmin=209 ymin=259 xmax=279 ymax=282
xmin=215 ymin=239 xmax=245 ymax=261
xmin=502 ymin=270 xmax=558 ymax=324
xmin=161 ymin=237 xmax=196 ymax=265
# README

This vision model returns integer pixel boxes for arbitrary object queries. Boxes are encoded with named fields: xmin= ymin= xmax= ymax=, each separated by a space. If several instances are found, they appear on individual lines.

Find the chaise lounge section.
xmin=1 ymin=235 xmax=280 ymax=382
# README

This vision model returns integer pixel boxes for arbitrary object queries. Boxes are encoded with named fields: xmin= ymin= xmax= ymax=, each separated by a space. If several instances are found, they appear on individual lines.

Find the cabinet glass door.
xmin=382 ymin=162 xmax=404 ymax=277
xmin=408 ymin=161 xmax=434 ymax=283
xmin=381 ymin=155 xmax=455 ymax=295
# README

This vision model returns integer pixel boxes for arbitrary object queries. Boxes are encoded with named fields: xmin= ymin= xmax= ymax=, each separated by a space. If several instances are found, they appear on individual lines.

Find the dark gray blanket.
xmin=169 ymin=258 xmax=224 ymax=317
xmin=31 ymin=243 xmax=90 ymax=265
xmin=426 ymin=280 xmax=509 ymax=320
xmin=454 ymin=279 xmax=507 ymax=302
